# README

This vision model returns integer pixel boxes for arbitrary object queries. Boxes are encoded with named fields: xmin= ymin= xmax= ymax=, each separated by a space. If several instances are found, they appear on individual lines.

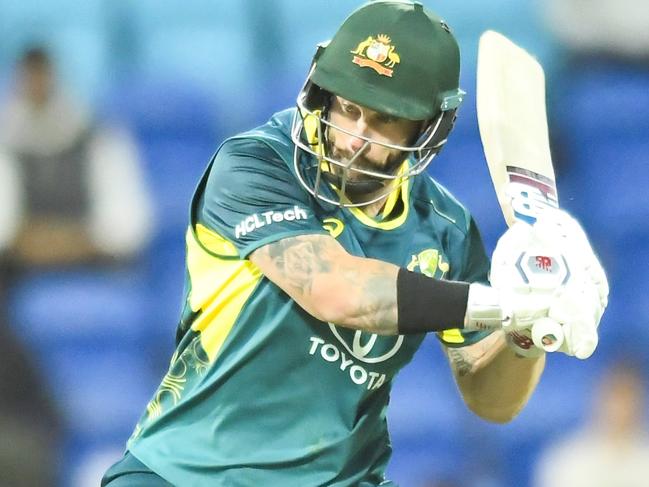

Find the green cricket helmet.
xmin=291 ymin=0 xmax=465 ymax=207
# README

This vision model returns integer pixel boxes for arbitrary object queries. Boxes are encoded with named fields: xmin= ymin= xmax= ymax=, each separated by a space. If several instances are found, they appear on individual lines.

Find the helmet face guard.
xmin=291 ymin=79 xmax=458 ymax=208
xmin=290 ymin=1 xmax=465 ymax=208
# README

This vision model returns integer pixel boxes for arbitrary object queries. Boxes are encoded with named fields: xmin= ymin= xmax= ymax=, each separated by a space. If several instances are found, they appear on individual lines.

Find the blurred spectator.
xmin=533 ymin=361 xmax=649 ymax=487
xmin=0 ymin=46 xmax=153 ymax=269
xmin=0 ymin=151 xmax=61 ymax=485
xmin=544 ymin=0 xmax=649 ymax=61
xmin=0 ymin=45 xmax=154 ymax=485
xmin=0 ymin=301 xmax=62 ymax=487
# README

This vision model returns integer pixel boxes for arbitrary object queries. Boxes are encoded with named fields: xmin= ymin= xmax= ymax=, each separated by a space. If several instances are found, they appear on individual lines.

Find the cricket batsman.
xmin=102 ymin=1 xmax=608 ymax=485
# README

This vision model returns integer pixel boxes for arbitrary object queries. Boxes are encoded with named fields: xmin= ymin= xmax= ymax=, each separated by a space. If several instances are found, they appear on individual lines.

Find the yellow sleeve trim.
xmin=195 ymin=223 xmax=239 ymax=257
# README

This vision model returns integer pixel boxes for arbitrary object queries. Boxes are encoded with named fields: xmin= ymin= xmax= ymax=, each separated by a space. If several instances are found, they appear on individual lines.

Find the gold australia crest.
xmin=350 ymin=34 xmax=400 ymax=77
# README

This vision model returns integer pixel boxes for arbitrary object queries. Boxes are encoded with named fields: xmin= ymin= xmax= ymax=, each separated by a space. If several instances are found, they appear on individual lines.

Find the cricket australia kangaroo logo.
xmin=407 ymin=248 xmax=449 ymax=279
xmin=351 ymin=34 xmax=401 ymax=77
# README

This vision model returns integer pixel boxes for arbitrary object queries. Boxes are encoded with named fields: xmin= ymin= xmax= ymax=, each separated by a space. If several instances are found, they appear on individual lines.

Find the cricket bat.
xmin=476 ymin=31 xmax=564 ymax=353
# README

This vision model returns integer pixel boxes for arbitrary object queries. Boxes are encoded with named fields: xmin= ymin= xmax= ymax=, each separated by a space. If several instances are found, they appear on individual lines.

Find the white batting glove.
xmin=464 ymin=218 xmax=561 ymax=349
xmin=492 ymin=214 xmax=567 ymax=328
xmin=464 ymin=281 xmax=554 ymax=332
xmin=479 ymin=208 xmax=608 ymax=359
xmin=540 ymin=210 xmax=608 ymax=359
xmin=536 ymin=208 xmax=609 ymax=316
xmin=549 ymin=278 xmax=602 ymax=359
xmin=464 ymin=280 xmax=553 ymax=358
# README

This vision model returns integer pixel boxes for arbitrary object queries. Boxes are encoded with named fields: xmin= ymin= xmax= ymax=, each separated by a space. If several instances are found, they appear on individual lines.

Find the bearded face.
xmin=323 ymin=96 xmax=421 ymax=200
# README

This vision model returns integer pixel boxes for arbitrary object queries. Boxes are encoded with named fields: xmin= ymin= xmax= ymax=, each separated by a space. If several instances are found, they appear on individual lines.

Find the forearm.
xmin=252 ymin=234 xmax=478 ymax=337
xmin=251 ymin=235 xmax=400 ymax=334
xmin=446 ymin=331 xmax=545 ymax=423
xmin=318 ymin=254 xmax=400 ymax=334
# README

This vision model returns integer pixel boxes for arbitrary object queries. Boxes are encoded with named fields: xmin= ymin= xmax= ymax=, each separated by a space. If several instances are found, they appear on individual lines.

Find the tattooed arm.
xmin=250 ymin=233 xmax=400 ymax=335
xmin=445 ymin=331 xmax=546 ymax=423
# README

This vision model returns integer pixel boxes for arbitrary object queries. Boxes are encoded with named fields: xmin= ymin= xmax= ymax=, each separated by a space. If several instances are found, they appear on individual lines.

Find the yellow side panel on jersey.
xmin=186 ymin=225 xmax=263 ymax=362
xmin=194 ymin=223 xmax=239 ymax=257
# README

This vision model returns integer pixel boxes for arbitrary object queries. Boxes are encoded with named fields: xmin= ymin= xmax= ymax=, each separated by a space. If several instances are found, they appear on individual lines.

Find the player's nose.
xmin=347 ymin=135 xmax=367 ymax=153
xmin=347 ymin=118 xmax=370 ymax=154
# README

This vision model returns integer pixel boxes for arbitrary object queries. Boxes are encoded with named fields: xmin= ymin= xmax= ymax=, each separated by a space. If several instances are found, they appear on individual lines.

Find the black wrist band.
xmin=396 ymin=268 xmax=470 ymax=334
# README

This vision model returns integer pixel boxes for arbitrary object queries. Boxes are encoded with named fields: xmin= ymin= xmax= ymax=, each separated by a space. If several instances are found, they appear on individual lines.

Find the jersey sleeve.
xmin=196 ymin=137 xmax=327 ymax=258
xmin=437 ymin=215 xmax=493 ymax=348
xmin=454 ymin=216 xmax=490 ymax=284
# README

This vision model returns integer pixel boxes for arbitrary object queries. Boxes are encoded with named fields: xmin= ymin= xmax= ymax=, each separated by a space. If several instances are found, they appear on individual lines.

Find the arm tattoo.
xmin=447 ymin=348 xmax=475 ymax=377
xmin=347 ymin=271 xmax=398 ymax=334
xmin=253 ymin=235 xmax=399 ymax=335
xmin=446 ymin=332 xmax=506 ymax=377
xmin=259 ymin=236 xmax=334 ymax=295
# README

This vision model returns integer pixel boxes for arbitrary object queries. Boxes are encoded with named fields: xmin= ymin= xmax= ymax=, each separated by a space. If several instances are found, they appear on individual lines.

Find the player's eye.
xmin=341 ymin=102 xmax=360 ymax=116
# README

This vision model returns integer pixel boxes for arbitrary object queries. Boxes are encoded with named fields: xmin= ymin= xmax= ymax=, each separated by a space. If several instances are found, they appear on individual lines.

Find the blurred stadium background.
xmin=0 ymin=0 xmax=647 ymax=486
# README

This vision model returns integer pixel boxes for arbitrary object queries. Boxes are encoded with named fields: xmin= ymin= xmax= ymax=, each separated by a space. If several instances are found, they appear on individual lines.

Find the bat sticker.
xmin=505 ymin=166 xmax=558 ymax=224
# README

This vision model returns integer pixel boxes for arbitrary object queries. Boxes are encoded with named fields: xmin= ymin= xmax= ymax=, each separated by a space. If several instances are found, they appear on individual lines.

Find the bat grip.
xmin=531 ymin=317 xmax=564 ymax=353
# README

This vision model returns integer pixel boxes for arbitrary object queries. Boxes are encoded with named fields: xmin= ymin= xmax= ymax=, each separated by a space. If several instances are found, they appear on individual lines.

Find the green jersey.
xmin=126 ymin=108 xmax=490 ymax=486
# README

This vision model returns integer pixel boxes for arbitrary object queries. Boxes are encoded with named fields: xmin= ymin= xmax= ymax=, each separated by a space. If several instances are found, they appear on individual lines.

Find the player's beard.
xmin=325 ymin=132 xmax=405 ymax=201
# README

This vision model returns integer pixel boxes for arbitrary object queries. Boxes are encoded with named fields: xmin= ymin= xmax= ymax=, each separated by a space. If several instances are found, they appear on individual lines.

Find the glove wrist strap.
xmin=464 ymin=283 xmax=507 ymax=331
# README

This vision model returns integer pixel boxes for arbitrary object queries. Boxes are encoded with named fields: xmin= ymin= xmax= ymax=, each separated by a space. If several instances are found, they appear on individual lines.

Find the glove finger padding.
xmin=539 ymin=209 xmax=608 ymax=357
xmin=549 ymin=277 xmax=602 ymax=359
xmin=537 ymin=208 xmax=609 ymax=311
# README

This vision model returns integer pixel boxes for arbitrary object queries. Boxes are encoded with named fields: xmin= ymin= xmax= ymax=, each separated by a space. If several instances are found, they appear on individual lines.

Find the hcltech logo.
xmin=235 ymin=206 xmax=308 ymax=238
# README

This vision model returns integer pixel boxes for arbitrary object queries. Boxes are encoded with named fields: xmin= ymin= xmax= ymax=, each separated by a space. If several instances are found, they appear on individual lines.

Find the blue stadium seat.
xmin=551 ymin=61 xmax=649 ymax=371
xmin=122 ymin=0 xmax=259 ymax=124
xmin=487 ymin=354 xmax=598 ymax=486
xmin=102 ymin=78 xmax=221 ymax=143
xmin=61 ymin=442 xmax=124 ymax=487
xmin=555 ymin=62 xmax=649 ymax=143
xmin=562 ymin=140 xmax=649 ymax=241
xmin=388 ymin=336 xmax=478 ymax=484
xmin=45 ymin=346 xmax=157 ymax=439
xmin=101 ymin=79 xmax=220 ymax=237
xmin=8 ymin=269 xmax=150 ymax=350
xmin=139 ymin=139 xmax=213 ymax=237
xmin=554 ymin=63 xmax=649 ymax=238
xmin=142 ymin=231 xmax=187 ymax=351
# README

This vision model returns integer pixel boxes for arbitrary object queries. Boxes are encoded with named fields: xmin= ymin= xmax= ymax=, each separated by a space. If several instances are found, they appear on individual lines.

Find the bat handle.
xmin=531 ymin=317 xmax=564 ymax=353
